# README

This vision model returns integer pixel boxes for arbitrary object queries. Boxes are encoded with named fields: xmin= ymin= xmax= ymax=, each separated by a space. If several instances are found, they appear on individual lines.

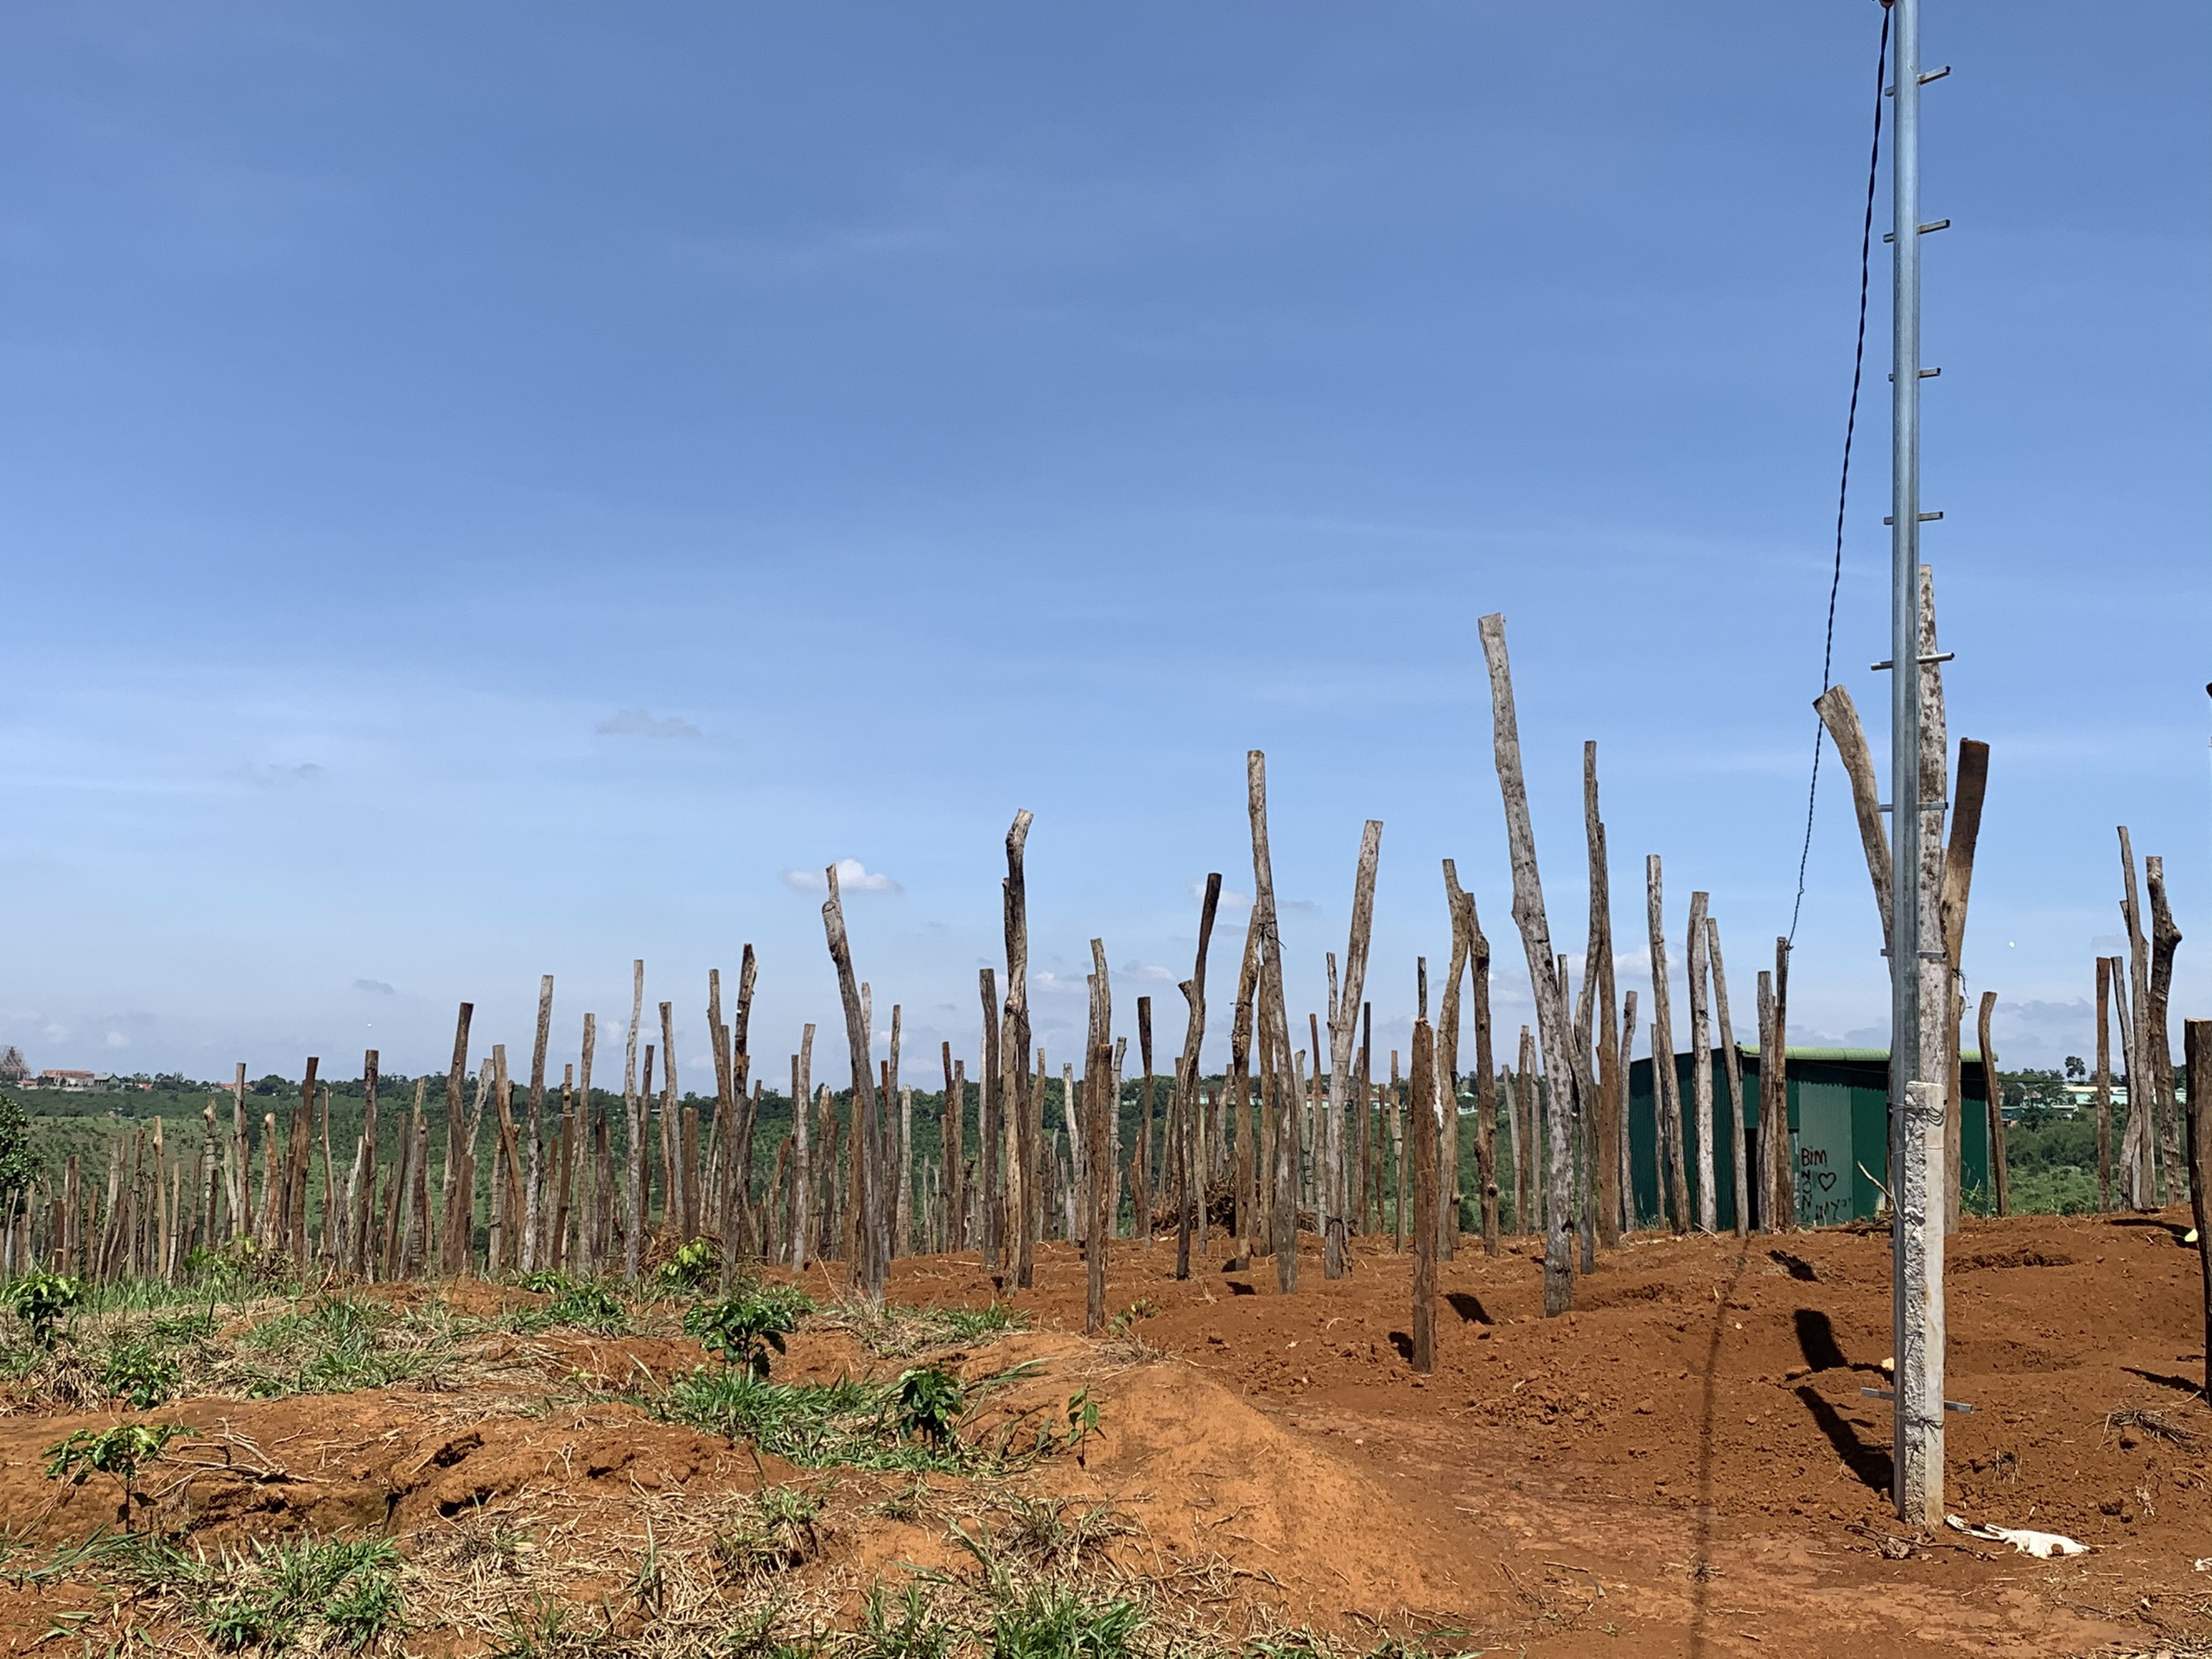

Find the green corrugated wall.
xmin=1624 ymin=1048 xmax=1990 ymax=1230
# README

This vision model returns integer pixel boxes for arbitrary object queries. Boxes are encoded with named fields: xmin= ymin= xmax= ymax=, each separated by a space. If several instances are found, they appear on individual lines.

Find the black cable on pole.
xmin=1788 ymin=8 xmax=1891 ymax=947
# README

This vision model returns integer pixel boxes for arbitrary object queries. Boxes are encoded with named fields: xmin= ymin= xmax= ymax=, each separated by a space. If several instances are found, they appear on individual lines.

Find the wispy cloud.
xmin=1191 ymin=878 xmax=1252 ymax=912
xmin=1118 ymin=959 xmax=1176 ymax=984
xmin=353 ymin=978 xmax=397 ymax=996
xmin=595 ymin=709 xmax=702 ymax=740
xmin=781 ymin=857 xmax=901 ymax=894
xmin=243 ymin=762 xmax=323 ymax=786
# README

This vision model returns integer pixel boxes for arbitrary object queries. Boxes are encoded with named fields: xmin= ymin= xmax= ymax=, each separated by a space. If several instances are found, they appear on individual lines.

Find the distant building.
xmin=0 ymin=1046 xmax=22 ymax=1086
xmin=29 ymin=1070 xmax=109 ymax=1092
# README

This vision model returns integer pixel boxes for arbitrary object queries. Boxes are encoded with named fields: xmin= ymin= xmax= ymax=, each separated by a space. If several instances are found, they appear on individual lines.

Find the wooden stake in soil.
xmin=1085 ymin=940 xmax=1114 ymax=1334
xmin=1408 ymin=1016 xmax=1438 ymax=1375
xmin=1687 ymin=890 xmax=1715 ymax=1233
xmin=1323 ymin=823 xmax=1382 ymax=1279
xmin=977 ymin=970 xmax=998 ymax=1268
xmin=2183 ymin=1020 xmax=2211 ymax=1401
xmin=1136 ymin=995 xmax=1156 ymax=1245
xmin=1246 ymin=753 xmax=1300 ymax=1294
xmin=2145 ymin=856 xmax=2184 ymax=1203
xmin=1177 ymin=874 xmax=1224 ymax=1281
xmin=1977 ymin=991 xmax=2007 ymax=1217
xmin=1706 ymin=917 xmax=1750 ymax=1239
xmin=1438 ymin=861 xmax=1472 ymax=1263
xmin=1645 ymin=855 xmax=1687 ymax=1233
xmin=1001 ymin=810 xmax=1037 ymax=1288
xmin=622 ymin=961 xmax=645 ymax=1280
xmin=822 ymin=863 xmax=887 ymax=1304
xmin=1582 ymin=743 xmax=1621 ymax=1249
xmin=1476 ymin=613 xmax=1580 ymax=1317
xmin=524 ymin=974 xmax=553 ymax=1270
xmin=1228 ymin=925 xmax=1260 ymax=1269
xmin=2094 ymin=957 xmax=2114 ymax=1212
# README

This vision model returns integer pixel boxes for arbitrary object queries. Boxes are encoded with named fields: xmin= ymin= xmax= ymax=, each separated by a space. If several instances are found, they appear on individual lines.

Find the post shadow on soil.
xmin=1794 ymin=1385 xmax=1894 ymax=1493
xmin=1445 ymin=1291 xmax=1492 ymax=1325
xmin=1387 ymin=1330 xmax=1414 ymax=1361
xmin=2122 ymin=1365 xmax=2209 ymax=1399
xmin=1769 ymin=1249 xmax=1819 ymax=1282
xmin=1689 ymin=1246 xmax=1754 ymax=1659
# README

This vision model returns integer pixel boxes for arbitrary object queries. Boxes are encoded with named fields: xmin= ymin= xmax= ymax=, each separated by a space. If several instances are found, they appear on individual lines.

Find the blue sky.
xmin=3 ymin=2 xmax=2206 ymax=1087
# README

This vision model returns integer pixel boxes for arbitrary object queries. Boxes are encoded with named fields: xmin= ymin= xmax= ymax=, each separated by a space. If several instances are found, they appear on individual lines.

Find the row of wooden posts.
xmin=3 ymin=607 xmax=2196 ymax=1367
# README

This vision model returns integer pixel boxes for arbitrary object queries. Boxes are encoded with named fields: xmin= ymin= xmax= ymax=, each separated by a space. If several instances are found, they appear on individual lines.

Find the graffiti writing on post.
xmin=1796 ymin=1144 xmax=1849 ymax=1228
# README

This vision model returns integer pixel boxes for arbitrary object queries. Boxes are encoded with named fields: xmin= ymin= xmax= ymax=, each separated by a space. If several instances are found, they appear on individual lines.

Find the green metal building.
xmin=1625 ymin=1047 xmax=1992 ymax=1231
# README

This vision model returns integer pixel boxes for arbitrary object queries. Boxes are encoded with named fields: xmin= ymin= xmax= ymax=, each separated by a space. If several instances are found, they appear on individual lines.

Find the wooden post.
xmin=1618 ymin=990 xmax=1638 ymax=1231
xmin=357 ymin=1049 xmax=379 ymax=1275
xmin=657 ymin=1001 xmax=681 ymax=1239
xmin=1246 ymin=753 xmax=1300 ymax=1293
xmin=1409 ymin=1017 xmax=1438 ymax=1375
xmin=1085 ymin=941 xmax=1114 ymax=1333
xmin=1477 ymin=613 xmax=1581 ymax=1316
xmin=822 ymin=863 xmax=887 ymax=1304
xmin=1687 ymin=890 xmax=1715 ymax=1232
xmin=1582 ymin=744 xmax=1620 ymax=1249
xmin=1645 ymin=857 xmax=1688 ymax=1233
xmin=1977 ymin=992 xmax=2007 ymax=1216
xmin=2183 ymin=1020 xmax=2210 ymax=1400
xmin=1770 ymin=938 xmax=1793 ymax=1229
xmin=524 ymin=975 xmax=553 ymax=1270
xmin=1001 ymin=810 xmax=1037 ymax=1288
xmin=1438 ymin=861 xmax=1471 ymax=1263
xmin=1137 ymin=995 xmax=1157 ymax=1246
xmin=942 ymin=1041 xmax=963 ymax=1252
xmin=2095 ymin=957 xmax=2114 ymax=1211
xmin=439 ymin=1004 xmax=472 ymax=1274
xmin=2145 ymin=856 xmax=2184 ymax=1203
xmin=1178 ymin=874 xmax=1223 ymax=1280
xmin=2118 ymin=831 xmax=2157 ymax=1208
xmin=976 ymin=971 xmax=998 ymax=1270
xmin=1325 ymin=824 xmax=1382 ymax=1278
xmin=622 ymin=962 xmax=645 ymax=1279
xmin=1937 ymin=739 xmax=1990 ymax=1230
xmin=1707 ymin=918 xmax=1751 ymax=1239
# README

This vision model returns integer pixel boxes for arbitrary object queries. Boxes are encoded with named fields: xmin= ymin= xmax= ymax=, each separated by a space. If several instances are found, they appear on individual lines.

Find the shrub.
xmin=102 ymin=1341 xmax=181 ymax=1410
xmin=656 ymin=1239 xmax=721 ymax=1293
xmin=9 ymin=1271 xmax=84 ymax=1350
xmin=684 ymin=1288 xmax=809 ymax=1378
xmin=892 ymin=1365 xmax=964 ymax=1448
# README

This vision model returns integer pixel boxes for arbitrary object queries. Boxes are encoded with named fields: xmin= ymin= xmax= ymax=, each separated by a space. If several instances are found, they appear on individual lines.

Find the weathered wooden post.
xmin=1977 ymin=992 xmax=2006 ymax=1216
xmin=1582 ymin=744 xmax=1621 ymax=1249
xmin=1085 ymin=941 xmax=1114 ymax=1333
xmin=2094 ymin=958 xmax=2114 ymax=1211
xmin=1136 ymin=995 xmax=1155 ymax=1248
xmin=2146 ymin=858 xmax=2184 ymax=1198
xmin=2184 ymin=1020 xmax=2210 ymax=1399
xmin=1229 ymin=927 xmax=1260 ymax=1269
xmin=1178 ymin=875 xmax=1223 ymax=1281
xmin=1409 ymin=1015 xmax=1438 ymax=1374
xmin=1645 ymin=857 xmax=1687 ymax=1232
xmin=1001 ymin=810 xmax=1037 ymax=1288
xmin=977 ymin=970 xmax=999 ymax=1268
xmin=823 ymin=864 xmax=886 ymax=1304
xmin=1325 ymin=824 xmax=1382 ymax=1279
xmin=1438 ymin=865 xmax=1471 ymax=1261
xmin=1687 ymin=891 xmax=1715 ymax=1232
xmin=622 ymin=962 xmax=645 ymax=1280
xmin=1477 ymin=613 xmax=1580 ymax=1316
xmin=1707 ymin=918 xmax=1750 ymax=1239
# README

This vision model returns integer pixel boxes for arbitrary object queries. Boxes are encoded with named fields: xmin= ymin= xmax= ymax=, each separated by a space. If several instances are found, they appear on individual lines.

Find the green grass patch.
xmin=112 ymin=1532 xmax=404 ymax=1653
xmin=238 ymin=1294 xmax=454 ymax=1397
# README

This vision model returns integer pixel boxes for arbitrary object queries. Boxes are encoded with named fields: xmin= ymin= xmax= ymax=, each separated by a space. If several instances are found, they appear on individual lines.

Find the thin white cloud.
xmin=1118 ymin=959 xmax=1176 ymax=984
xmin=596 ymin=709 xmax=703 ymax=740
xmin=1190 ymin=878 xmax=1253 ymax=912
xmin=353 ymin=978 xmax=397 ymax=996
xmin=781 ymin=857 xmax=901 ymax=894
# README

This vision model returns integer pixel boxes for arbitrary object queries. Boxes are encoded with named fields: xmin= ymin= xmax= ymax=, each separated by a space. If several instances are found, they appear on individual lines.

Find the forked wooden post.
xmin=1408 ymin=1016 xmax=1438 ymax=1374
xmin=1324 ymin=824 xmax=1382 ymax=1279
xmin=2094 ymin=958 xmax=2114 ymax=1211
xmin=1177 ymin=874 xmax=1223 ymax=1282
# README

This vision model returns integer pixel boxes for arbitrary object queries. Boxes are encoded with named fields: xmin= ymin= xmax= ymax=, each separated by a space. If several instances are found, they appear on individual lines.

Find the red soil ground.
xmin=0 ymin=1209 xmax=2203 ymax=1657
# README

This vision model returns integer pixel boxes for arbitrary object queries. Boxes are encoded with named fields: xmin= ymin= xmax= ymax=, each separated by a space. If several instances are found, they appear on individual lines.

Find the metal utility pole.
xmin=1887 ymin=0 xmax=1947 ymax=1529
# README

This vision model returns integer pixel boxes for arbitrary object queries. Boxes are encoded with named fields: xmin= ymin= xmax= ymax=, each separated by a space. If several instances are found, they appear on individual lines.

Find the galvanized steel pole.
xmin=1886 ymin=0 xmax=1942 ymax=1527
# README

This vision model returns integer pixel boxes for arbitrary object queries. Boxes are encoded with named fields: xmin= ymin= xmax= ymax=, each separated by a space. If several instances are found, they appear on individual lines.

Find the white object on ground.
xmin=1944 ymin=1515 xmax=2088 ymax=1559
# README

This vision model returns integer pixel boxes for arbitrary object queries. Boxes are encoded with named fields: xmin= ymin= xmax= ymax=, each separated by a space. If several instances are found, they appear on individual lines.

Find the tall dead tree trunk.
xmin=2183 ymin=1020 xmax=2210 ymax=1399
xmin=1136 ymin=995 xmax=1155 ymax=1248
xmin=1617 ymin=990 xmax=1637 ymax=1231
xmin=1937 ymin=738 xmax=1989 ymax=1230
xmin=1477 ymin=613 xmax=1581 ymax=1317
xmin=1438 ymin=863 xmax=1471 ymax=1262
xmin=523 ymin=975 xmax=553 ymax=1271
xmin=1228 ymin=928 xmax=1259 ymax=1269
xmin=976 ymin=971 xmax=998 ymax=1269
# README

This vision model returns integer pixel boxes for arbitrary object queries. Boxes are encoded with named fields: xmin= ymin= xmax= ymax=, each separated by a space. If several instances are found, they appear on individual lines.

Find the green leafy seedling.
xmin=893 ymin=1364 xmax=965 ymax=1448
xmin=1064 ymin=1390 xmax=1101 ymax=1466
xmin=684 ymin=1292 xmax=803 ymax=1378
xmin=45 ymin=1422 xmax=194 ymax=1526
xmin=9 ymin=1272 xmax=84 ymax=1351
